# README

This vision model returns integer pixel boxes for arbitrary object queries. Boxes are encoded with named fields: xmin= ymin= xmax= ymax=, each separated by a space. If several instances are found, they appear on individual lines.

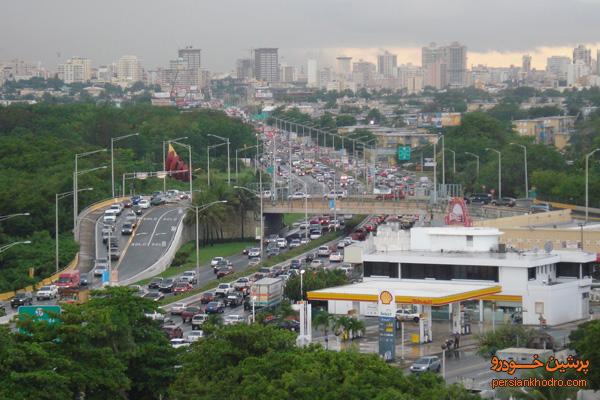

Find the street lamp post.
xmin=111 ymin=133 xmax=139 ymax=198
xmin=73 ymin=165 xmax=107 ymax=236
xmin=208 ymin=134 xmax=231 ymax=185
xmin=464 ymin=152 xmax=480 ymax=180
xmin=300 ymin=269 xmax=306 ymax=300
xmin=446 ymin=148 xmax=456 ymax=176
xmin=235 ymin=144 xmax=260 ymax=183
xmin=207 ymin=142 xmax=226 ymax=187
xmin=74 ymin=149 xmax=107 ymax=231
xmin=0 ymin=213 xmax=30 ymax=222
xmin=188 ymin=200 xmax=228 ymax=284
xmin=585 ymin=148 xmax=600 ymax=222
xmin=0 ymin=240 xmax=31 ymax=254
xmin=252 ymin=295 xmax=257 ymax=323
xmin=439 ymin=134 xmax=445 ymax=186
xmin=510 ymin=143 xmax=529 ymax=199
xmin=56 ymin=188 xmax=93 ymax=272
xmin=485 ymin=148 xmax=502 ymax=199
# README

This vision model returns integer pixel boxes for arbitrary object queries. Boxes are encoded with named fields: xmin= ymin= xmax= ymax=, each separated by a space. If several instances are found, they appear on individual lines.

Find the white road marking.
xmin=147 ymin=208 xmax=180 ymax=246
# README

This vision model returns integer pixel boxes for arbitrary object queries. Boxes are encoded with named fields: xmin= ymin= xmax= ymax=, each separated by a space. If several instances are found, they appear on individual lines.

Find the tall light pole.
xmin=0 ymin=213 xmax=30 ymax=222
xmin=585 ymin=148 xmax=600 ymax=222
xmin=0 ymin=240 xmax=31 ymax=254
xmin=486 ymin=148 xmax=502 ymax=199
xmin=111 ymin=133 xmax=139 ymax=198
xmin=446 ymin=148 xmax=456 ymax=177
xmin=510 ymin=143 xmax=529 ymax=199
xmin=207 ymin=142 xmax=226 ymax=186
xmin=74 ymin=149 xmax=107 ymax=231
xmin=163 ymin=136 xmax=188 ymax=193
xmin=56 ymin=188 xmax=93 ymax=272
xmin=464 ymin=152 xmax=480 ymax=180
xmin=235 ymin=144 xmax=260 ymax=182
xmin=235 ymin=183 xmax=264 ymax=259
xmin=171 ymin=140 xmax=192 ymax=201
xmin=300 ymin=269 xmax=306 ymax=300
xmin=208 ymin=133 xmax=231 ymax=185
xmin=188 ymin=200 xmax=228 ymax=284
xmin=73 ymin=165 xmax=107 ymax=235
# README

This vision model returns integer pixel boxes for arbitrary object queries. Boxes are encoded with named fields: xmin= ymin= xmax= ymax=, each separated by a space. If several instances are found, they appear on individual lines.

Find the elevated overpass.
xmin=263 ymin=198 xmax=434 ymax=216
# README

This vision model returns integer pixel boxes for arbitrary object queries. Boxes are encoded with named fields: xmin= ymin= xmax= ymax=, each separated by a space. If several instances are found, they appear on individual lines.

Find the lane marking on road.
xmin=114 ymin=228 xmax=137 ymax=272
xmin=147 ymin=208 xmax=180 ymax=246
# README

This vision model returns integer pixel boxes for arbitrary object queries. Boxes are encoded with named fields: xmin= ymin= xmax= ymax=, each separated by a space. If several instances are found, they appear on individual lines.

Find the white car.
xmin=138 ymin=199 xmax=150 ymax=209
xmin=317 ymin=245 xmax=331 ymax=257
xmin=36 ymin=285 xmax=58 ymax=300
xmin=396 ymin=308 xmax=421 ymax=323
xmin=310 ymin=259 xmax=325 ymax=269
xmin=109 ymin=203 xmax=123 ymax=216
xmin=186 ymin=330 xmax=204 ymax=342
xmin=329 ymin=252 xmax=343 ymax=263
xmin=288 ymin=192 xmax=310 ymax=200
xmin=276 ymin=238 xmax=288 ymax=249
xmin=170 ymin=302 xmax=187 ymax=315
xmin=309 ymin=231 xmax=322 ymax=240
xmin=215 ymin=283 xmax=234 ymax=296
xmin=233 ymin=277 xmax=251 ymax=290
xmin=210 ymin=257 xmax=224 ymax=267
xmin=224 ymin=315 xmax=245 ymax=325
xmin=180 ymin=271 xmax=197 ymax=284
xmin=170 ymin=338 xmax=190 ymax=349
xmin=247 ymin=248 xmax=261 ymax=258
xmin=144 ymin=310 xmax=166 ymax=321
xmin=289 ymin=239 xmax=301 ymax=248
xmin=300 ymin=237 xmax=311 ymax=245
xmin=298 ymin=221 xmax=310 ymax=230
xmin=337 ymin=241 xmax=347 ymax=249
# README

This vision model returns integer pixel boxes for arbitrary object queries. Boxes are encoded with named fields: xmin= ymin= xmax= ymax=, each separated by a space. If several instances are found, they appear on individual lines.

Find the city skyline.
xmin=2 ymin=0 xmax=600 ymax=72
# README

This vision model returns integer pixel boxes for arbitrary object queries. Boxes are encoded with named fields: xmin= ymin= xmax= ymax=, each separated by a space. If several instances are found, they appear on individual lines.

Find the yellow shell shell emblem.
xmin=379 ymin=290 xmax=393 ymax=305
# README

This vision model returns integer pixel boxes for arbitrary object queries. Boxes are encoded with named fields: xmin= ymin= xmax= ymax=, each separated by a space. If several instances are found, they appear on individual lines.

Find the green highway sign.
xmin=19 ymin=305 xmax=61 ymax=324
xmin=397 ymin=145 xmax=411 ymax=161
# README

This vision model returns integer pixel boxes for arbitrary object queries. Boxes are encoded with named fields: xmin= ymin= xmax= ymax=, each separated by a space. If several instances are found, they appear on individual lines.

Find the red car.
xmin=200 ymin=291 xmax=215 ymax=304
xmin=351 ymin=228 xmax=366 ymax=241
xmin=216 ymin=266 xmax=234 ymax=279
xmin=173 ymin=282 xmax=193 ymax=293
xmin=181 ymin=306 xmax=203 ymax=323
xmin=365 ymin=224 xmax=376 ymax=232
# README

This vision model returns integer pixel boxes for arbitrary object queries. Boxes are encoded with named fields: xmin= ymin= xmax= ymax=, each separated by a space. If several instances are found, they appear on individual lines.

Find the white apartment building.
xmin=117 ymin=55 xmax=143 ymax=85
xmin=57 ymin=57 xmax=91 ymax=84
xmin=307 ymin=59 xmax=318 ymax=88
xmin=310 ymin=226 xmax=595 ymax=327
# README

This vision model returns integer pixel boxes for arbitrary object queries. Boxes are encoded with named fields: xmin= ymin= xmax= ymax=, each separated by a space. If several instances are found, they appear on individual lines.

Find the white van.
xmin=103 ymin=209 xmax=118 ymax=224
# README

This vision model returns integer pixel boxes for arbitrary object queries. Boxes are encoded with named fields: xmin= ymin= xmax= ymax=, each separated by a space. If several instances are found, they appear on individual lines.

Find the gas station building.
xmin=308 ymin=225 xmax=596 ymax=341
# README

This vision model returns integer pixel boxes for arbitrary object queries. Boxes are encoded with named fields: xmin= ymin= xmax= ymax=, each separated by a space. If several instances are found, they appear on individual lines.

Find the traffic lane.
xmin=117 ymin=205 xmax=185 ymax=281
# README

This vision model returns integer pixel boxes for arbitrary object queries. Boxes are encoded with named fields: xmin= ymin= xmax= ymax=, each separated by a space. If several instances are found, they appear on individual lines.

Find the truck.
xmin=55 ymin=271 xmax=80 ymax=290
xmin=250 ymin=278 xmax=283 ymax=309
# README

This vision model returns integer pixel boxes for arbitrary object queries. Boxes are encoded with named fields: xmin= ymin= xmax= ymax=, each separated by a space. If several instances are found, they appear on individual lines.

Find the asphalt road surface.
xmin=117 ymin=204 xmax=186 ymax=281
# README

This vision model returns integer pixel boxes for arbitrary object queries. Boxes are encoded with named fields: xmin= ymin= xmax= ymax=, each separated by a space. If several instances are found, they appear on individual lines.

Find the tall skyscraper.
xmin=280 ymin=64 xmax=295 ymax=83
xmin=352 ymin=60 xmax=375 ymax=86
xmin=254 ymin=48 xmax=279 ymax=83
xmin=307 ymin=59 xmax=318 ymax=88
xmin=522 ymin=55 xmax=532 ymax=73
xmin=236 ymin=58 xmax=254 ymax=80
xmin=573 ymin=44 xmax=591 ymax=66
xmin=117 ymin=55 xmax=143 ymax=84
xmin=377 ymin=51 xmax=398 ymax=78
xmin=445 ymin=42 xmax=467 ymax=87
xmin=57 ymin=57 xmax=91 ymax=84
xmin=336 ymin=56 xmax=352 ymax=77
xmin=422 ymin=43 xmax=445 ymax=88
xmin=597 ymin=50 xmax=600 ymax=75
xmin=546 ymin=56 xmax=571 ymax=81
xmin=318 ymin=67 xmax=332 ymax=89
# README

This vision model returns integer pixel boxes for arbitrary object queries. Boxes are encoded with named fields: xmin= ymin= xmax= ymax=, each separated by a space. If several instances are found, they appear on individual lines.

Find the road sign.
xmin=397 ymin=146 xmax=411 ymax=161
xmin=266 ymin=166 xmax=274 ymax=174
xmin=19 ymin=305 xmax=61 ymax=324
xmin=329 ymin=199 xmax=335 ymax=210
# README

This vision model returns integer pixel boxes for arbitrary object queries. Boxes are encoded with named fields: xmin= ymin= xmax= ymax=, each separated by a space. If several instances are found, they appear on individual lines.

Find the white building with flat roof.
xmin=310 ymin=225 xmax=595 ymax=326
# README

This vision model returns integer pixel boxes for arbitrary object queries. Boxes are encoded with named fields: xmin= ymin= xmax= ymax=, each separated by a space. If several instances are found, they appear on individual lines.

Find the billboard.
xmin=378 ymin=289 xmax=396 ymax=361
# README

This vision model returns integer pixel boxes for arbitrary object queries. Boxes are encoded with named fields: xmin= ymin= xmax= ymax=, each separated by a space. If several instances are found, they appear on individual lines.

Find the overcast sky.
xmin=2 ymin=0 xmax=599 ymax=71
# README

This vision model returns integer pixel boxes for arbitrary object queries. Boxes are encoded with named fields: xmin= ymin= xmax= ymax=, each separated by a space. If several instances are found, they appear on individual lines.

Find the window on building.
xmin=466 ymin=236 xmax=473 ymax=247
xmin=400 ymin=263 xmax=498 ymax=282
xmin=556 ymin=262 xmax=578 ymax=277
xmin=364 ymin=262 xmax=399 ymax=278
xmin=528 ymin=267 xmax=536 ymax=281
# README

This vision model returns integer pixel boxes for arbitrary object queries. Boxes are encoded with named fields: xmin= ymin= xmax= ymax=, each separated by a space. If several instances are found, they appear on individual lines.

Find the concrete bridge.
xmin=263 ymin=197 xmax=434 ymax=216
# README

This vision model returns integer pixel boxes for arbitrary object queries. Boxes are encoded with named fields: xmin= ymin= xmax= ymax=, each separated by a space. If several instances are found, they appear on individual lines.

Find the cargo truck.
xmin=55 ymin=271 xmax=80 ymax=290
xmin=250 ymin=277 xmax=283 ymax=309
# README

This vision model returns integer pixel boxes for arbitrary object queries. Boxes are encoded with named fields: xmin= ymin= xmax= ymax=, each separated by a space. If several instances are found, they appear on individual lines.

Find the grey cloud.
xmin=1 ymin=0 xmax=599 ymax=70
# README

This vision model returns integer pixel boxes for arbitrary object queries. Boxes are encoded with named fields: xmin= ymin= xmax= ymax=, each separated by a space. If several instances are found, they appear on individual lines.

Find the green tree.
xmin=569 ymin=319 xmax=600 ymax=390
xmin=335 ymin=114 xmax=357 ymax=127
xmin=284 ymin=269 xmax=348 ymax=301
xmin=476 ymin=325 xmax=536 ymax=358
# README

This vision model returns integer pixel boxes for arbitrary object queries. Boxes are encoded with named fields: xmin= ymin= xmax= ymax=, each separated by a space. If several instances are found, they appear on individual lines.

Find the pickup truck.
xmin=11 ymin=292 xmax=33 ymax=308
xmin=233 ymin=277 xmax=251 ymax=290
xmin=215 ymin=283 xmax=235 ymax=296
xmin=396 ymin=308 xmax=421 ymax=323
xmin=36 ymin=285 xmax=59 ymax=301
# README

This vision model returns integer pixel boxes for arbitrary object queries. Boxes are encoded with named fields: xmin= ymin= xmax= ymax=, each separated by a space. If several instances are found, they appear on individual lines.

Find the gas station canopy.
xmin=307 ymin=280 xmax=502 ymax=306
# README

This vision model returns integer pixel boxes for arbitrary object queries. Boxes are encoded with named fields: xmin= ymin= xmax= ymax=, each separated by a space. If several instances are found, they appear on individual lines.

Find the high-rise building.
xmin=352 ymin=60 xmax=375 ymax=86
xmin=57 ymin=57 xmax=91 ymax=84
xmin=253 ymin=48 xmax=279 ymax=83
xmin=307 ymin=59 xmax=318 ymax=88
xmin=546 ymin=56 xmax=571 ymax=81
xmin=421 ymin=43 xmax=445 ymax=89
xmin=336 ymin=56 xmax=352 ymax=77
xmin=573 ymin=45 xmax=591 ymax=67
xmin=178 ymin=47 xmax=201 ymax=70
xmin=377 ymin=51 xmax=398 ymax=78
xmin=117 ymin=55 xmax=143 ymax=85
xmin=280 ymin=64 xmax=295 ymax=83
xmin=597 ymin=49 xmax=600 ymax=75
xmin=445 ymin=42 xmax=467 ymax=87
xmin=96 ymin=65 xmax=113 ymax=83
xmin=318 ymin=67 xmax=332 ymax=89
xmin=236 ymin=58 xmax=254 ymax=81
xmin=522 ymin=55 xmax=532 ymax=73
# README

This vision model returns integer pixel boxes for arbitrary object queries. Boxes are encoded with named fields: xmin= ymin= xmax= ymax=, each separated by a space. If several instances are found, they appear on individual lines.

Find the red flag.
xmin=165 ymin=143 xmax=177 ymax=170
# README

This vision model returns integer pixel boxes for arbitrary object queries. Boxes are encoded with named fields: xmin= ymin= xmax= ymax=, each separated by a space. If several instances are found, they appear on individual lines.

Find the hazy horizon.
xmin=2 ymin=0 xmax=599 ymax=72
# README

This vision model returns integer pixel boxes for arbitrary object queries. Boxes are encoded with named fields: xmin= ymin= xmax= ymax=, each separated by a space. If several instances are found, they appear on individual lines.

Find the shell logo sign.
xmin=379 ymin=290 xmax=393 ymax=305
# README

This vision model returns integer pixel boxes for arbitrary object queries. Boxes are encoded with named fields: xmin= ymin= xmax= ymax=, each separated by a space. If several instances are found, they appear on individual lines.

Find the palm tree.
xmin=313 ymin=310 xmax=333 ymax=349
xmin=232 ymin=177 xmax=258 ymax=239
xmin=332 ymin=315 xmax=353 ymax=341
xmin=346 ymin=318 xmax=366 ymax=340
